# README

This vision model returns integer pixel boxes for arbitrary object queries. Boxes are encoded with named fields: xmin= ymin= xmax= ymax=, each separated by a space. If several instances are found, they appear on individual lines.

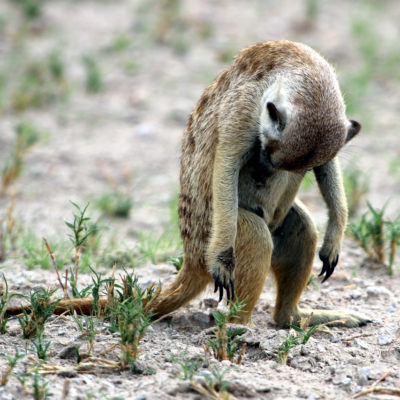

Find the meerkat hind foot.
xmin=296 ymin=308 xmax=372 ymax=328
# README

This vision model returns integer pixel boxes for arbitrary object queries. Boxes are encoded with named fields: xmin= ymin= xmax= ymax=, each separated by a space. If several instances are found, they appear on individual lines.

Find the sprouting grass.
xmin=192 ymin=366 xmax=233 ymax=399
xmin=10 ymin=0 xmax=45 ymax=21
xmin=306 ymin=273 xmax=319 ymax=291
xmin=18 ymin=286 xmax=60 ymax=338
xmin=107 ymin=276 xmax=160 ymax=369
xmin=72 ymin=313 xmax=100 ymax=355
xmin=1 ymin=121 xmax=42 ymax=193
xmin=207 ymin=297 xmax=247 ymax=363
xmin=343 ymin=166 xmax=370 ymax=217
xmin=0 ymin=274 xmax=26 ymax=334
xmin=166 ymin=343 xmax=201 ymax=380
xmin=169 ymin=254 xmax=184 ymax=273
xmin=82 ymin=55 xmax=104 ymax=93
xmin=347 ymin=202 xmax=400 ymax=275
xmin=96 ymin=191 xmax=134 ymax=218
xmin=1 ymin=347 xmax=26 ymax=386
xmin=29 ymin=328 xmax=52 ymax=360
xmin=277 ymin=316 xmax=319 ymax=365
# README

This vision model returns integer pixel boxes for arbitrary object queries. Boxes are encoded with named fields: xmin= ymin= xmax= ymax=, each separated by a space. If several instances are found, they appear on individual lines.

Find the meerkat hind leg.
xmin=229 ymin=208 xmax=273 ymax=326
xmin=271 ymin=201 xmax=371 ymax=328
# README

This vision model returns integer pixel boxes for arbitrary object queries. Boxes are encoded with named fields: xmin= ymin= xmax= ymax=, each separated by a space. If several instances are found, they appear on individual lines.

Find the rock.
xmin=164 ymin=381 xmax=191 ymax=395
xmin=134 ymin=397 xmax=146 ymax=400
xmin=350 ymin=290 xmax=362 ymax=299
xmin=203 ymin=298 xmax=219 ymax=308
xmin=357 ymin=367 xmax=370 ymax=386
xmin=354 ymin=338 xmax=369 ymax=350
xmin=341 ymin=377 xmax=351 ymax=385
xmin=57 ymin=370 xmax=78 ymax=378
xmin=132 ymin=360 xmax=156 ymax=375
xmin=366 ymin=286 xmax=392 ymax=297
xmin=377 ymin=334 xmax=393 ymax=346
xmin=191 ymin=311 xmax=212 ymax=329
xmin=227 ymin=380 xmax=257 ymax=398
xmin=59 ymin=345 xmax=78 ymax=360
xmin=95 ymin=335 xmax=108 ymax=342
xmin=290 ymin=356 xmax=314 ymax=372
xmin=385 ymin=307 xmax=395 ymax=313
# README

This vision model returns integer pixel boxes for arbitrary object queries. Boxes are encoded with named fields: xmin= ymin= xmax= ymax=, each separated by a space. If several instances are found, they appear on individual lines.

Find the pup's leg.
xmin=271 ymin=199 xmax=370 ymax=328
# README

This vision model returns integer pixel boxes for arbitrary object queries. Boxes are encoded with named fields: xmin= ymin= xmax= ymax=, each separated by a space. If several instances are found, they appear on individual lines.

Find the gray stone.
xmin=164 ymin=381 xmax=191 ymax=395
xmin=59 ymin=345 xmax=78 ymax=359
xmin=354 ymin=338 xmax=369 ymax=350
xmin=57 ymin=369 xmax=78 ymax=378
xmin=366 ymin=286 xmax=392 ymax=297
xmin=378 ymin=334 xmax=393 ymax=345
xmin=228 ymin=380 xmax=257 ymax=398
xmin=203 ymin=298 xmax=219 ymax=308
xmin=132 ymin=360 xmax=156 ymax=375
xmin=350 ymin=289 xmax=362 ymax=299
xmin=341 ymin=377 xmax=351 ymax=385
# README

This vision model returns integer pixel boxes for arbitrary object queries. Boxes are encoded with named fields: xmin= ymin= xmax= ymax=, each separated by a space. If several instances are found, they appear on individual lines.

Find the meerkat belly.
xmin=238 ymin=144 xmax=304 ymax=230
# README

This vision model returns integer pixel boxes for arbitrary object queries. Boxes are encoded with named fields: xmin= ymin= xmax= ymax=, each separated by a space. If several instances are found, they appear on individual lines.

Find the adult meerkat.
xmin=150 ymin=40 xmax=370 ymax=327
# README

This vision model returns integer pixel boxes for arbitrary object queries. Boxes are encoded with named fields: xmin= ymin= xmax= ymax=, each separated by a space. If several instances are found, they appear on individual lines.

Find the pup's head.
xmin=259 ymin=71 xmax=361 ymax=172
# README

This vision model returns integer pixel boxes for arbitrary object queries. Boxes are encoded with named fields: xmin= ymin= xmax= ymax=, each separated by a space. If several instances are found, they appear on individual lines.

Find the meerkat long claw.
xmin=319 ymin=254 xmax=339 ymax=283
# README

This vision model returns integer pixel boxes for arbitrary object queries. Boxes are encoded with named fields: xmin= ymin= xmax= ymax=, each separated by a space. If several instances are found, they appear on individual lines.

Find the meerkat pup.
xmin=149 ymin=40 xmax=370 ymax=328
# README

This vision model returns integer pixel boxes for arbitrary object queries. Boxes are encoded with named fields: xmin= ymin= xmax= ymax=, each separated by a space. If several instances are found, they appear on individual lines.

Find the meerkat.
xmin=149 ymin=40 xmax=370 ymax=328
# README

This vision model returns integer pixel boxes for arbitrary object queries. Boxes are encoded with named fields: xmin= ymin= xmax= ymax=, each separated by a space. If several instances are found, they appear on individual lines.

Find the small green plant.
xmin=72 ymin=313 xmax=99 ymax=355
xmin=65 ymin=201 xmax=96 ymax=268
xmin=347 ymin=202 xmax=386 ymax=264
xmin=166 ymin=344 xmax=201 ymax=380
xmin=68 ymin=267 xmax=93 ymax=298
xmin=96 ymin=191 xmax=133 ymax=218
xmin=31 ymin=368 xmax=49 ymax=400
xmin=0 ymin=274 xmax=26 ymax=334
xmin=18 ymin=286 xmax=59 ymax=338
xmin=1 ymin=122 xmax=42 ymax=193
xmin=208 ymin=297 xmax=247 ymax=363
xmin=89 ymin=265 xmax=113 ymax=317
xmin=386 ymin=220 xmax=400 ymax=276
xmin=108 ymin=277 xmax=160 ymax=368
xmin=82 ymin=56 xmax=103 ymax=93
xmin=192 ymin=366 xmax=233 ymax=399
xmin=343 ymin=167 xmax=370 ymax=216
xmin=300 ymin=172 xmax=315 ymax=192
xmin=277 ymin=318 xmax=319 ymax=365
xmin=169 ymin=254 xmax=184 ymax=273
xmin=1 ymin=347 xmax=25 ymax=386
xmin=29 ymin=328 xmax=52 ymax=360
xmin=306 ymin=273 xmax=319 ymax=291
xmin=11 ymin=0 xmax=45 ymax=20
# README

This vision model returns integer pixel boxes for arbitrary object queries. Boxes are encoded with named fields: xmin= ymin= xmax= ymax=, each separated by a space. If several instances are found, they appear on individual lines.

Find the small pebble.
xmin=350 ymin=290 xmax=362 ymax=299
xmin=341 ymin=378 xmax=351 ymax=385
xmin=58 ymin=330 xmax=66 ymax=336
xmin=385 ymin=307 xmax=395 ymax=313
xmin=377 ymin=334 xmax=393 ymax=346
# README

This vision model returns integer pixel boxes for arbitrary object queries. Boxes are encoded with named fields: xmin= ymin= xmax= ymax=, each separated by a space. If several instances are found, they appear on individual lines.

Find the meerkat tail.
xmin=149 ymin=262 xmax=211 ymax=317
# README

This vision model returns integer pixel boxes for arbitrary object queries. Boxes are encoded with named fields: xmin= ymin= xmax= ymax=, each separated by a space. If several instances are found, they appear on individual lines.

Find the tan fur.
xmin=149 ymin=40 xmax=369 ymax=328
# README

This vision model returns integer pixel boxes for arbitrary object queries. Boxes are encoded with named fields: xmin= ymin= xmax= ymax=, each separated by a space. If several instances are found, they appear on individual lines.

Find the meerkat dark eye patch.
xmin=267 ymin=102 xmax=285 ymax=131
xmin=346 ymin=120 xmax=361 ymax=143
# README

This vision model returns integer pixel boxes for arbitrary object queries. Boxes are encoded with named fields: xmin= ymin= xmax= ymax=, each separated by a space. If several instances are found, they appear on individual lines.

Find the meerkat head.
xmin=259 ymin=71 xmax=361 ymax=172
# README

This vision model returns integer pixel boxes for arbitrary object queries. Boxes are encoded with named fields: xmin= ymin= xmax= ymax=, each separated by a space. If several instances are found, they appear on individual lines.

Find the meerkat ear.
xmin=267 ymin=102 xmax=285 ymax=131
xmin=346 ymin=120 xmax=361 ymax=143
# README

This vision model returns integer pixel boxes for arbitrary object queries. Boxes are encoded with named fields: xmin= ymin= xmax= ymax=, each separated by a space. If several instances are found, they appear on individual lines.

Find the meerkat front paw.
xmin=210 ymin=247 xmax=235 ymax=302
xmin=318 ymin=244 xmax=340 ymax=283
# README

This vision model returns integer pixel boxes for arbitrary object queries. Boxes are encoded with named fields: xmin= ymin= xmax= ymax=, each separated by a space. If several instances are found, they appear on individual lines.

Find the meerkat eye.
xmin=267 ymin=102 xmax=285 ymax=131
xmin=346 ymin=120 xmax=361 ymax=143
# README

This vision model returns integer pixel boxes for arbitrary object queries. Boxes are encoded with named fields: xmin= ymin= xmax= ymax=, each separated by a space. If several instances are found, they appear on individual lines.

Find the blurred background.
xmin=0 ymin=0 xmax=400 ymax=270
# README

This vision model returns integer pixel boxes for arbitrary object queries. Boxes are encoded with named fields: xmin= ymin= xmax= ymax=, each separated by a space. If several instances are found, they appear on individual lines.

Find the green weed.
xmin=169 ymin=254 xmax=184 ymax=274
xmin=0 ymin=274 xmax=26 ymax=334
xmin=343 ymin=166 xmax=370 ymax=216
xmin=108 ymin=277 xmax=160 ymax=368
xmin=82 ymin=56 xmax=103 ymax=93
xmin=192 ymin=366 xmax=232 ymax=399
xmin=18 ymin=286 xmax=59 ymax=338
xmin=277 ymin=318 xmax=319 ymax=365
xmin=208 ymin=297 xmax=247 ymax=363
xmin=72 ymin=313 xmax=100 ymax=355
xmin=96 ymin=191 xmax=133 ymax=218
xmin=29 ymin=328 xmax=51 ymax=360
xmin=0 ymin=346 xmax=25 ymax=386
xmin=166 ymin=344 xmax=201 ymax=380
